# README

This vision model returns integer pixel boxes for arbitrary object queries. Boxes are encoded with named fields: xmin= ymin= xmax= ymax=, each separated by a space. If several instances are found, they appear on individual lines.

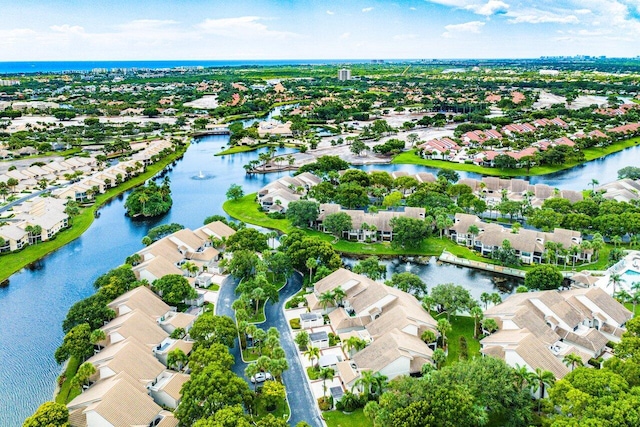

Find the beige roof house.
xmin=67 ymin=371 xmax=162 ymax=427
xmin=100 ymin=309 xmax=169 ymax=348
xmin=107 ymin=286 xmax=171 ymax=320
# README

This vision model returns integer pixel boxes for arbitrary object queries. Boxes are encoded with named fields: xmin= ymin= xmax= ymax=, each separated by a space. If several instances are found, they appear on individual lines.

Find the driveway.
xmin=217 ymin=273 xmax=323 ymax=427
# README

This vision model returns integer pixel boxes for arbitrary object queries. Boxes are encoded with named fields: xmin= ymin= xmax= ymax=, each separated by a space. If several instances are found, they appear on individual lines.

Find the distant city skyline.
xmin=1 ymin=0 xmax=639 ymax=61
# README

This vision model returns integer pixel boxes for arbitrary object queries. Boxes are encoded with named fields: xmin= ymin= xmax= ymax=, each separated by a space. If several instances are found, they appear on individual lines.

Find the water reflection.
xmin=343 ymin=256 xmax=521 ymax=302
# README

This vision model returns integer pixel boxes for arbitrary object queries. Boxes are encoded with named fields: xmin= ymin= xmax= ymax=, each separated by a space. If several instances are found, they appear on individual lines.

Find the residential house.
xmin=306 ymin=269 xmax=438 ymax=379
xmin=100 ymin=309 xmax=169 ymax=348
xmin=67 ymin=371 xmax=163 ymax=427
xmin=481 ymin=288 xmax=632 ymax=387
xmin=315 ymin=204 xmax=426 ymax=242
xmin=148 ymin=372 xmax=190 ymax=409
xmin=448 ymin=213 xmax=590 ymax=265
xmin=153 ymin=338 xmax=194 ymax=367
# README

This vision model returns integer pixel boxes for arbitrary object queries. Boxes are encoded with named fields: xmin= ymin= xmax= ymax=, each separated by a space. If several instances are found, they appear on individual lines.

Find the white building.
xmin=338 ymin=69 xmax=351 ymax=81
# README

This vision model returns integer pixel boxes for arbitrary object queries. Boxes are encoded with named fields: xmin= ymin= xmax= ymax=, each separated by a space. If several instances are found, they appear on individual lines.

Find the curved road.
xmin=217 ymin=272 xmax=323 ymax=427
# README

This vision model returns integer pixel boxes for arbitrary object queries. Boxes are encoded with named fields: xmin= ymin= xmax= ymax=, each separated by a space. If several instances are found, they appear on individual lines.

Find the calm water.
xmin=0 ymin=136 xmax=295 ymax=426
xmin=0 ymin=59 xmax=376 ymax=75
xmin=0 ymin=132 xmax=638 ymax=425
xmin=343 ymin=256 xmax=520 ymax=302
xmin=357 ymin=142 xmax=640 ymax=190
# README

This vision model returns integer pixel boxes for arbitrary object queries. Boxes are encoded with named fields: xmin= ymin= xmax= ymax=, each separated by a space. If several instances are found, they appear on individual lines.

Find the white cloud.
xmin=50 ymin=24 xmax=85 ymax=34
xmin=442 ymin=20 xmax=485 ymax=37
xmin=410 ymin=7 xmax=417 ymax=10
xmin=393 ymin=33 xmax=418 ymax=40
xmin=362 ymin=7 xmax=374 ymax=12
xmin=466 ymin=1 xmax=509 ymax=16
xmin=326 ymin=10 xmax=335 ymax=15
xmin=196 ymin=16 xmax=298 ymax=39
xmin=574 ymin=9 xmax=592 ymax=14
xmin=340 ymin=32 xmax=351 ymax=39
xmin=508 ymin=11 xmax=579 ymax=24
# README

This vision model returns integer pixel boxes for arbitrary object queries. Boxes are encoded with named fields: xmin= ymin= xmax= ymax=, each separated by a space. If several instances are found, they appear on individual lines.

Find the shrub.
xmin=289 ymin=318 xmax=301 ymax=329
xmin=458 ymin=336 xmax=468 ymax=361
xmin=328 ymin=332 xmax=341 ymax=347
xmin=317 ymin=396 xmax=332 ymax=411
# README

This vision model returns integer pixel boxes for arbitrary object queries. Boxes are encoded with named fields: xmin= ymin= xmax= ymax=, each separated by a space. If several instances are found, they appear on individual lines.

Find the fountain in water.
xmin=192 ymin=170 xmax=213 ymax=180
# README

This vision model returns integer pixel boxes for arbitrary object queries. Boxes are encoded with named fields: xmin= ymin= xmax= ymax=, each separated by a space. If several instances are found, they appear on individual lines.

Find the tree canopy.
xmin=153 ymin=274 xmax=197 ymax=305
xmin=525 ymin=264 xmax=564 ymax=290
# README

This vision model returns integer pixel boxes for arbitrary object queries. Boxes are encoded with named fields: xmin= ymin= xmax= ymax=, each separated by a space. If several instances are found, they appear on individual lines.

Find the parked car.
xmin=250 ymin=372 xmax=273 ymax=383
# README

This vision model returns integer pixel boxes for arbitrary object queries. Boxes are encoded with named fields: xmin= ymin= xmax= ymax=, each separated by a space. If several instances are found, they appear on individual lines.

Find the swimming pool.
xmin=621 ymin=268 xmax=640 ymax=286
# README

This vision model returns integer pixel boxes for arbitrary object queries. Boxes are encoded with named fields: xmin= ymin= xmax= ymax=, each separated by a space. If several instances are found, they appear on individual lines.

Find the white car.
xmin=250 ymin=372 xmax=273 ymax=383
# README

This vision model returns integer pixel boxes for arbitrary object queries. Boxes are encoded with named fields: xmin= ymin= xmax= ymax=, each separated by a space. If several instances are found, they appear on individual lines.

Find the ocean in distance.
xmin=0 ymin=59 xmax=386 ymax=74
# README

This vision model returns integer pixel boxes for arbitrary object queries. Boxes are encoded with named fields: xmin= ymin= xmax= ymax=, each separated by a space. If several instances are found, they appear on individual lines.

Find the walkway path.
xmin=217 ymin=273 xmax=323 ymax=427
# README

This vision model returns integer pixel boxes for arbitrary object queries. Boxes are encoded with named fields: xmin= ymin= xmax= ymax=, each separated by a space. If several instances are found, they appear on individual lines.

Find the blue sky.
xmin=1 ymin=0 xmax=639 ymax=60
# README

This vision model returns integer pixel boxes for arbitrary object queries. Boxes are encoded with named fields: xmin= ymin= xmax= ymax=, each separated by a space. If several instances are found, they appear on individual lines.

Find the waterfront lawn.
xmin=324 ymin=409 xmax=373 ymax=427
xmin=224 ymin=194 xmax=294 ymax=233
xmin=392 ymin=136 xmax=640 ymax=178
xmin=431 ymin=312 xmax=481 ymax=365
xmin=216 ymin=143 xmax=271 ymax=156
xmin=55 ymin=356 xmax=81 ymax=405
xmin=0 ymin=145 xmax=187 ymax=282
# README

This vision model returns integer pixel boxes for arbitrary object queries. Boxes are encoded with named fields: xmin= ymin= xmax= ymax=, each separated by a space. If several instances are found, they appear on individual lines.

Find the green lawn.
xmin=324 ymin=409 xmax=373 ymax=427
xmin=247 ymin=300 xmax=266 ymax=324
xmin=0 ymin=145 xmax=187 ymax=282
xmin=437 ymin=313 xmax=482 ymax=365
xmin=55 ymin=356 xmax=81 ymax=404
xmin=215 ymin=143 xmax=271 ymax=156
xmin=242 ymin=348 xmax=261 ymax=362
xmin=392 ymin=137 xmax=640 ymax=178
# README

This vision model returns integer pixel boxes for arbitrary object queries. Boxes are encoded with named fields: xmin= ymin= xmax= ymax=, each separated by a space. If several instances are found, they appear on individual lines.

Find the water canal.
xmin=0 ymin=133 xmax=639 ymax=425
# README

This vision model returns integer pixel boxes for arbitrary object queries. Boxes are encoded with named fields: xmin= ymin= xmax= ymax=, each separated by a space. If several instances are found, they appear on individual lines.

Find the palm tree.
xmin=370 ymin=372 xmax=388 ymax=398
xmin=181 ymin=261 xmax=199 ymax=277
xmin=167 ymin=348 xmax=188 ymax=372
xmin=480 ymin=292 xmax=491 ymax=310
xmin=252 ymin=287 xmax=266 ymax=315
xmin=590 ymin=179 xmax=599 ymax=192
xmin=562 ymin=353 xmax=583 ymax=371
xmin=342 ymin=336 xmax=367 ymax=358
xmin=513 ymin=364 xmax=532 ymax=391
xmin=470 ymin=306 xmax=484 ymax=339
xmin=306 ymin=258 xmax=318 ymax=283
xmin=332 ymin=287 xmax=347 ymax=307
xmin=71 ymin=362 xmax=96 ymax=390
xmin=530 ymin=368 xmax=555 ymax=412
xmin=319 ymin=291 xmax=335 ymax=312
xmin=436 ymin=318 xmax=451 ymax=349
xmin=608 ymin=273 xmax=625 ymax=296
xmin=319 ymin=367 xmax=335 ymax=398
xmin=304 ymin=346 xmax=320 ymax=369
xmin=352 ymin=370 xmax=376 ymax=400
xmin=245 ymin=363 xmax=259 ymax=392
xmin=420 ymin=330 xmax=437 ymax=347
xmin=614 ymin=289 xmax=631 ymax=305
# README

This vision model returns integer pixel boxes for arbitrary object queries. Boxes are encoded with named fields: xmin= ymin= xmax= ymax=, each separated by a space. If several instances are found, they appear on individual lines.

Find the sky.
xmin=1 ymin=0 xmax=639 ymax=61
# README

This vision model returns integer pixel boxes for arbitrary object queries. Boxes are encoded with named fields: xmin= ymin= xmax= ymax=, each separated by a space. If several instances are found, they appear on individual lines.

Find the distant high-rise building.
xmin=338 ymin=68 xmax=351 ymax=81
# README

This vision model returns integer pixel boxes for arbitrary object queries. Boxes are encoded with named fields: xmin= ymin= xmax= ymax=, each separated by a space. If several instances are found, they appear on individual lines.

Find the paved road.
xmin=217 ymin=273 xmax=323 ymax=427
xmin=0 ymin=187 xmax=59 ymax=213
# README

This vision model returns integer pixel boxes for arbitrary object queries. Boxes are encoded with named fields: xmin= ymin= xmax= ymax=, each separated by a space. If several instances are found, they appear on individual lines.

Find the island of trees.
xmin=125 ymin=177 xmax=172 ymax=218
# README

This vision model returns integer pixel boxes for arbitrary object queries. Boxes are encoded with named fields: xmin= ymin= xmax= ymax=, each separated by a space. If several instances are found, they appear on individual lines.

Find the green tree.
xmin=168 ymin=348 xmax=189 ymax=371
xmin=353 ymin=256 xmax=386 ymax=280
xmin=175 ymin=363 xmax=252 ymax=425
xmin=227 ymin=250 xmax=261 ymax=280
xmin=525 ymin=264 xmax=564 ymax=290
xmin=304 ymin=346 xmax=320 ymax=368
xmin=385 ymin=272 xmax=427 ymax=297
xmin=562 ymin=353 xmax=583 ymax=372
xmin=153 ymin=274 xmax=197 ymax=305
xmin=23 ymin=402 xmax=69 ymax=427
xmin=323 ymin=212 xmax=353 ymax=237
xmin=190 ymin=313 xmax=238 ymax=348
xmin=390 ymin=216 xmax=430 ymax=249
xmin=226 ymin=183 xmax=244 ymax=201
xmin=530 ymin=368 xmax=555 ymax=412
xmin=262 ymin=380 xmax=286 ymax=411
xmin=286 ymin=200 xmax=320 ymax=227
xmin=294 ymin=331 xmax=310 ymax=351
xmin=432 ymin=348 xmax=447 ymax=369
xmin=430 ymin=283 xmax=472 ymax=321
xmin=382 ymin=191 xmax=403 ymax=209
xmin=54 ymin=323 xmax=94 ymax=364
xmin=71 ymin=362 xmax=96 ymax=389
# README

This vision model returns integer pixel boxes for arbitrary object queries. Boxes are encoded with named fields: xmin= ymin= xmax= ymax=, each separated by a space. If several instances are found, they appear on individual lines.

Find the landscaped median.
xmin=0 ymin=143 xmax=188 ymax=282
xmin=392 ymin=136 xmax=640 ymax=177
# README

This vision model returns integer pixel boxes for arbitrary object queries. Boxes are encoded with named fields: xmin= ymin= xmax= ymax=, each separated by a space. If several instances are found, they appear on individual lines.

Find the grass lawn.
xmin=324 ymin=409 xmax=373 ymax=427
xmin=215 ymin=143 xmax=272 ymax=156
xmin=55 ymin=356 xmax=81 ymax=404
xmin=207 ymin=283 xmax=220 ymax=291
xmin=253 ymin=394 xmax=290 ymax=421
xmin=242 ymin=348 xmax=261 ymax=362
xmin=431 ymin=312 xmax=481 ymax=365
xmin=392 ymin=136 xmax=640 ymax=178
xmin=0 ymin=145 xmax=187 ymax=282
xmin=306 ymin=366 xmax=320 ymax=380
